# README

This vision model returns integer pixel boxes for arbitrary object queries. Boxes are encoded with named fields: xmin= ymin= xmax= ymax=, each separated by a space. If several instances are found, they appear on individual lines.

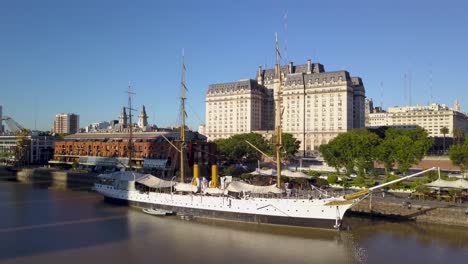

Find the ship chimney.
xmin=288 ymin=62 xmax=293 ymax=74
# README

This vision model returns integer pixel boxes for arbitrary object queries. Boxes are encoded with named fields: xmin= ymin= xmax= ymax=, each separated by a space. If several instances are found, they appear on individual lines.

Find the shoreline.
xmin=1 ymin=166 xmax=467 ymax=228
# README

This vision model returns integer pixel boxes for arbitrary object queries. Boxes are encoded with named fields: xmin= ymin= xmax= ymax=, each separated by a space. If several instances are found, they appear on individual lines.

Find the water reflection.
xmin=0 ymin=181 xmax=466 ymax=264
xmin=0 ymin=182 xmax=131 ymax=262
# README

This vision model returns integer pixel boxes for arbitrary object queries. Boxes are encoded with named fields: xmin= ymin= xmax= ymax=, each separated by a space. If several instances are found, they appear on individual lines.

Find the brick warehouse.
xmin=50 ymin=131 xmax=216 ymax=178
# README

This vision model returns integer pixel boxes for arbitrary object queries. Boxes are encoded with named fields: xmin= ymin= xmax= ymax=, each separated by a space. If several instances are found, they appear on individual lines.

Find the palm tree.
xmin=440 ymin=126 xmax=449 ymax=154
xmin=453 ymin=128 xmax=464 ymax=145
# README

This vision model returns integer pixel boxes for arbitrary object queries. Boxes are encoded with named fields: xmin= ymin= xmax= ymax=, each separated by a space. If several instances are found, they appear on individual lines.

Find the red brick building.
xmin=50 ymin=131 xmax=216 ymax=177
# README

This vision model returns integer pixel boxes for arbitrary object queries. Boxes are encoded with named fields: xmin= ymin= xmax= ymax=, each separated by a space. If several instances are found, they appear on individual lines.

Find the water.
xmin=0 ymin=181 xmax=467 ymax=264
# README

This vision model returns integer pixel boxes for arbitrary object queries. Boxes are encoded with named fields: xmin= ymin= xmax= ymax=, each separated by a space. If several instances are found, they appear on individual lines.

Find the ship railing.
xmin=246 ymin=189 xmax=341 ymax=200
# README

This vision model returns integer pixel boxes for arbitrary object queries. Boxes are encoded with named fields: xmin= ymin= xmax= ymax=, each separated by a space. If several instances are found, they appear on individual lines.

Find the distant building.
xmin=138 ymin=105 xmax=148 ymax=129
xmin=0 ymin=134 xmax=56 ymax=165
xmin=119 ymin=107 xmax=128 ymax=126
xmin=206 ymin=59 xmax=366 ymax=154
xmin=0 ymin=105 xmax=3 ymax=133
xmin=366 ymin=100 xmax=468 ymax=137
xmin=49 ymin=131 xmax=216 ymax=177
xmin=53 ymin=113 xmax=79 ymax=134
xmin=198 ymin=124 xmax=206 ymax=136
xmin=85 ymin=121 xmax=110 ymax=133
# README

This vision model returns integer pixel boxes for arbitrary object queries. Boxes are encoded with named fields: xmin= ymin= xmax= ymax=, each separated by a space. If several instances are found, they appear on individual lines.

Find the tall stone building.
xmin=206 ymin=79 xmax=268 ymax=138
xmin=52 ymin=113 xmax=79 ymax=134
xmin=138 ymin=105 xmax=149 ymax=129
xmin=119 ymin=107 xmax=128 ymax=126
xmin=206 ymin=60 xmax=366 ymax=154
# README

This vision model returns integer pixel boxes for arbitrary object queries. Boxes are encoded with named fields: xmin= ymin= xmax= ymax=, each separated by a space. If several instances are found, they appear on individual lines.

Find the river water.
xmin=0 ymin=181 xmax=466 ymax=264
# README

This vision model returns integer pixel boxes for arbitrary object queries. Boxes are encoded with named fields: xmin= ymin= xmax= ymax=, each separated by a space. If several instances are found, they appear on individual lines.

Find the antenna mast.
xmin=429 ymin=62 xmax=433 ymax=104
xmin=180 ymin=49 xmax=187 ymax=183
xmin=379 ymin=81 xmax=384 ymax=109
xmin=283 ymin=11 xmax=288 ymax=64
xmin=275 ymin=33 xmax=283 ymax=188
xmin=126 ymin=82 xmax=136 ymax=170
xmin=409 ymin=70 xmax=412 ymax=106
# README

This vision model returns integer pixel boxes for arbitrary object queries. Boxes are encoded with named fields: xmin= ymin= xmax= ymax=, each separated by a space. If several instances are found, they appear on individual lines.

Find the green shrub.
xmin=365 ymin=179 xmax=376 ymax=188
xmin=307 ymin=170 xmax=321 ymax=177
xmin=415 ymin=185 xmax=431 ymax=194
xmin=385 ymin=175 xmax=402 ymax=189
xmin=315 ymin=178 xmax=329 ymax=187
xmin=327 ymin=174 xmax=338 ymax=184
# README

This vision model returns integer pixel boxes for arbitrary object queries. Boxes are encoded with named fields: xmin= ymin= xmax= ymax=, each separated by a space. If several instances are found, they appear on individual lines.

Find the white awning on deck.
xmin=226 ymin=181 xmax=283 ymax=194
xmin=424 ymin=178 xmax=468 ymax=189
xmin=136 ymin=175 xmax=175 ymax=188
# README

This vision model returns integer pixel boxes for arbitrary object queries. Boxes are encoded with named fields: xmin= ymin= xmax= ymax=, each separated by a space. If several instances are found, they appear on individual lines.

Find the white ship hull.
xmin=94 ymin=183 xmax=354 ymax=229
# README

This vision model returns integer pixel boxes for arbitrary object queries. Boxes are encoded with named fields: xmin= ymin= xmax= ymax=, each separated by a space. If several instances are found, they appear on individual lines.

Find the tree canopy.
xmin=15 ymin=128 xmax=31 ymax=166
xmin=384 ymin=128 xmax=433 ymax=174
xmin=319 ymin=129 xmax=381 ymax=175
xmin=448 ymin=142 xmax=468 ymax=172
xmin=319 ymin=128 xmax=433 ymax=175
xmin=268 ymin=133 xmax=301 ymax=160
xmin=214 ymin=133 xmax=269 ymax=164
xmin=215 ymin=132 xmax=301 ymax=164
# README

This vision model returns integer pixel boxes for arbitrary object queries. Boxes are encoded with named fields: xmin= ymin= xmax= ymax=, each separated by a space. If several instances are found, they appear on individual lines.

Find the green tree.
xmin=453 ymin=128 xmax=464 ymax=145
xmin=15 ymin=128 xmax=31 ymax=166
xmin=319 ymin=129 xmax=381 ymax=175
xmin=319 ymin=143 xmax=341 ymax=173
xmin=448 ymin=144 xmax=468 ymax=175
xmin=268 ymin=133 xmax=301 ymax=161
xmin=280 ymin=133 xmax=301 ymax=160
xmin=385 ymin=128 xmax=433 ymax=174
xmin=352 ymin=129 xmax=381 ymax=176
xmin=215 ymin=133 xmax=269 ymax=164
xmin=440 ymin=126 xmax=449 ymax=152
xmin=375 ymin=137 xmax=396 ymax=174
xmin=213 ymin=138 xmax=230 ymax=161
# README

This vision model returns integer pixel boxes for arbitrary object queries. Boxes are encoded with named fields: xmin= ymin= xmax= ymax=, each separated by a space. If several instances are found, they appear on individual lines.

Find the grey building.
xmin=0 ymin=134 xmax=56 ymax=165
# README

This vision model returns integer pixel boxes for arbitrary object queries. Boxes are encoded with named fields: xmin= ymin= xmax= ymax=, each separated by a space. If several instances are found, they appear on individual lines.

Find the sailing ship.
xmin=94 ymin=41 xmax=437 ymax=230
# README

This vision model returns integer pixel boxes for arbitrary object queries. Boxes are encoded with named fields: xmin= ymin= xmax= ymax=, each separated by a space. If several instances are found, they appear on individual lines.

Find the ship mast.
xmin=126 ymin=82 xmax=136 ymax=170
xmin=274 ymin=33 xmax=283 ymax=188
xmin=180 ymin=49 xmax=187 ymax=183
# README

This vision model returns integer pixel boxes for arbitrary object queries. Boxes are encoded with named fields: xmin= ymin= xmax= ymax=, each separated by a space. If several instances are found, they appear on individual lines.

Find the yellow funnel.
xmin=192 ymin=164 xmax=199 ymax=186
xmin=211 ymin=165 xmax=218 ymax=188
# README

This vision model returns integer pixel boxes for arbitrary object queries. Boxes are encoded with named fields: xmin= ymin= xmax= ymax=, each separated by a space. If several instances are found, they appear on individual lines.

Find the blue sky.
xmin=1 ymin=0 xmax=467 ymax=131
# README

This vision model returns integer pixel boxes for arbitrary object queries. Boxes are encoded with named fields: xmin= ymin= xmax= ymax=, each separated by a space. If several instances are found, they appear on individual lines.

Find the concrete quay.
xmin=0 ymin=166 xmax=96 ymax=190
xmin=350 ymin=192 xmax=468 ymax=228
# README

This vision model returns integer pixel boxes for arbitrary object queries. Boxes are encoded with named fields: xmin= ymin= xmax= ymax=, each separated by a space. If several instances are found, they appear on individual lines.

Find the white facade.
xmin=138 ymin=105 xmax=148 ymax=129
xmin=198 ymin=124 xmax=206 ymax=136
xmin=206 ymin=79 xmax=268 ymax=140
xmin=85 ymin=121 xmax=111 ymax=133
xmin=366 ymin=102 xmax=468 ymax=137
xmin=205 ymin=61 xmax=366 ymax=153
